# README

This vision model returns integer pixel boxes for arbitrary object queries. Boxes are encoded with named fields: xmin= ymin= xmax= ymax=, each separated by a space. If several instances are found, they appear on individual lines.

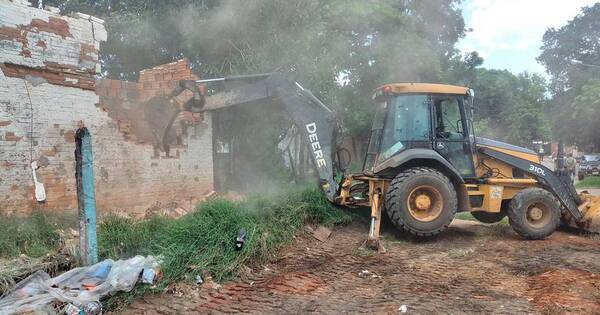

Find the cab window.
xmin=379 ymin=95 xmax=430 ymax=161
xmin=435 ymin=97 xmax=464 ymax=140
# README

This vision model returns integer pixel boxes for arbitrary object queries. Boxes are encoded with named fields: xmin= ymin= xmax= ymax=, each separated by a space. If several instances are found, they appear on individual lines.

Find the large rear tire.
xmin=507 ymin=188 xmax=560 ymax=240
xmin=385 ymin=167 xmax=457 ymax=237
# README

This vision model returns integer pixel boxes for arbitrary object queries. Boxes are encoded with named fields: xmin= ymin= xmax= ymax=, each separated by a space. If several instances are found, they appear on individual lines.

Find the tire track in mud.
xmin=123 ymin=221 xmax=600 ymax=314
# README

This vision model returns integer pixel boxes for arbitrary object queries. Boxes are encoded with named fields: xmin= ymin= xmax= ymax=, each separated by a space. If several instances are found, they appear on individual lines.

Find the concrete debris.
xmin=145 ymin=202 xmax=189 ymax=218
xmin=205 ymin=190 xmax=219 ymax=200
xmin=306 ymin=225 xmax=332 ymax=242
xmin=200 ymin=272 xmax=221 ymax=291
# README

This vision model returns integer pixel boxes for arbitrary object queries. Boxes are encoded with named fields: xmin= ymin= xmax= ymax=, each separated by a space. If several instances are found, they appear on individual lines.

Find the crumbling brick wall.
xmin=94 ymin=59 xmax=214 ymax=216
xmin=0 ymin=1 xmax=213 ymax=216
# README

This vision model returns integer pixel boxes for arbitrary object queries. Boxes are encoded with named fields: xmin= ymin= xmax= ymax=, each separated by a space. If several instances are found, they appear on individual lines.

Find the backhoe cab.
xmin=340 ymin=82 xmax=596 ymax=245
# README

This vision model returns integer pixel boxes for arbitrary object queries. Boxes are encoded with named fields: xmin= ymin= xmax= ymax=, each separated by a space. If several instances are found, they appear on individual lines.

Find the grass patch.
xmin=0 ymin=212 xmax=77 ymax=294
xmin=576 ymin=176 xmax=600 ymax=188
xmin=99 ymin=187 xmax=352 ymax=309
xmin=0 ymin=188 xmax=352 ymax=309
xmin=0 ymin=212 xmax=72 ymax=258
xmin=454 ymin=212 xmax=509 ymax=225
xmin=455 ymin=212 xmax=475 ymax=221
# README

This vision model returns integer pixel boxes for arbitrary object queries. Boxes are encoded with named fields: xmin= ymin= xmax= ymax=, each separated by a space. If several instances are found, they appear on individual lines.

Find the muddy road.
xmin=123 ymin=219 xmax=600 ymax=314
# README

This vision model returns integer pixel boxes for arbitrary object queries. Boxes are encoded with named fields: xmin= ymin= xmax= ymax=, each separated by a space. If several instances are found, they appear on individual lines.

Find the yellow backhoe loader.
xmin=147 ymin=72 xmax=600 ymax=247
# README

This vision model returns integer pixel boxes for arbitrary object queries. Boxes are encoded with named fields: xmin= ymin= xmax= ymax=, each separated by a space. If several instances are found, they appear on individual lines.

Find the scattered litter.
xmin=358 ymin=270 xmax=382 ymax=279
xmin=63 ymin=303 xmax=81 ymax=315
xmin=0 ymin=255 xmax=160 ymax=314
xmin=82 ymin=301 xmax=102 ymax=315
xmin=141 ymin=257 xmax=162 ymax=284
xmin=236 ymin=228 xmax=247 ymax=250
xmin=0 ymin=253 xmax=74 ymax=295
xmin=195 ymin=275 xmax=204 ymax=285
xmin=398 ymin=304 xmax=408 ymax=313
xmin=306 ymin=225 xmax=332 ymax=242
xmin=200 ymin=272 xmax=221 ymax=291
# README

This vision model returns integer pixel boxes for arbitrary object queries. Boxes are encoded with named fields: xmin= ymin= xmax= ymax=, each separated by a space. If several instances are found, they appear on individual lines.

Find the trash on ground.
xmin=0 ymin=255 xmax=160 ymax=314
xmin=63 ymin=303 xmax=81 ymax=315
xmin=0 ymin=253 xmax=74 ymax=295
xmin=141 ymin=257 xmax=161 ymax=284
xmin=83 ymin=301 xmax=102 ymax=314
xmin=398 ymin=304 xmax=408 ymax=313
xmin=358 ymin=269 xmax=382 ymax=279
xmin=200 ymin=272 xmax=221 ymax=291
xmin=236 ymin=228 xmax=247 ymax=250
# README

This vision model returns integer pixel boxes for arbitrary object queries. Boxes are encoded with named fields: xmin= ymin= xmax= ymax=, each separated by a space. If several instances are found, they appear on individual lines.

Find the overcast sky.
xmin=457 ymin=0 xmax=599 ymax=76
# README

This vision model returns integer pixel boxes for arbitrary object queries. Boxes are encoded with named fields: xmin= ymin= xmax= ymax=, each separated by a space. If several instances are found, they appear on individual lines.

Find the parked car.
xmin=578 ymin=154 xmax=600 ymax=180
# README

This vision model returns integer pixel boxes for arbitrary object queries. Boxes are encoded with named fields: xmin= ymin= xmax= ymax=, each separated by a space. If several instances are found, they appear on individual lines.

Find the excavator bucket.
xmin=562 ymin=192 xmax=600 ymax=233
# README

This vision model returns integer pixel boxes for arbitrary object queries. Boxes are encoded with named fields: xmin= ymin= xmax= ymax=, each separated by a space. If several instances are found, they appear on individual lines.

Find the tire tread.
xmin=507 ymin=187 xmax=560 ymax=240
xmin=385 ymin=167 xmax=457 ymax=237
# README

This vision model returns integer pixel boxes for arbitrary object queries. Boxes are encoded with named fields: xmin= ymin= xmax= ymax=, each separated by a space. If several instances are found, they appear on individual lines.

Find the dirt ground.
xmin=121 ymin=219 xmax=600 ymax=314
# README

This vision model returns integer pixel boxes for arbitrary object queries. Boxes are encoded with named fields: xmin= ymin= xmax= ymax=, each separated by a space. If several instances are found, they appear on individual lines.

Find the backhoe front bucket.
xmin=562 ymin=192 xmax=600 ymax=233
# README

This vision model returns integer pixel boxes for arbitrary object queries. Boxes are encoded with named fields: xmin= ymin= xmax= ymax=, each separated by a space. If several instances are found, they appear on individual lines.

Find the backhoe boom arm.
xmin=172 ymin=73 xmax=340 ymax=201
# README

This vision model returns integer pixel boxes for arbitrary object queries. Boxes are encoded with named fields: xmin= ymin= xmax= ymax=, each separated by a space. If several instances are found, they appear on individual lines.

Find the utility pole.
xmin=75 ymin=127 xmax=98 ymax=266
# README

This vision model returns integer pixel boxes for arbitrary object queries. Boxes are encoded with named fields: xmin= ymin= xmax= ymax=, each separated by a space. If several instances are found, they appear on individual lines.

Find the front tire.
xmin=507 ymin=188 xmax=560 ymax=240
xmin=385 ymin=167 xmax=457 ymax=237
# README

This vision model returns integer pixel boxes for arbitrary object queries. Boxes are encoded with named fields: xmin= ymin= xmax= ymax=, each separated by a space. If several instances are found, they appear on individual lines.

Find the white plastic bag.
xmin=0 ymin=255 xmax=160 ymax=314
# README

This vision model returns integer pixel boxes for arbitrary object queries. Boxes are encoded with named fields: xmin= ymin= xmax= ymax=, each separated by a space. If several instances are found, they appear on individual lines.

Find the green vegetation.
xmin=454 ymin=212 xmax=509 ymax=226
xmin=44 ymin=0 xmax=598 ymax=172
xmin=454 ymin=212 xmax=475 ymax=221
xmin=449 ymin=64 xmax=552 ymax=148
xmin=38 ymin=0 xmax=600 ymax=167
xmin=46 ymin=0 xmax=469 ymax=163
xmin=538 ymin=3 xmax=600 ymax=152
xmin=0 ymin=188 xmax=352 ymax=308
xmin=576 ymin=176 xmax=600 ymax=188
xmin=99 ymin=188 xmax=350 ymax=282
xmin=100 ymin=188 xmax=351 ymax=309
xmin=0 ymin=212 xmax=71 ymax=258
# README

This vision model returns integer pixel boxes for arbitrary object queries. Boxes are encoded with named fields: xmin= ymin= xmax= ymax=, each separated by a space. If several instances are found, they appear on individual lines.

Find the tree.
xmin=561 ymin=80 xmax=600 ymax=151
xmin=450 ymin=66 xmax=551 ymax=148
xmin=47 ymin=0 xmax=466 ymax=139
xmin=538 ymin=3 xmax=600 ymax=150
